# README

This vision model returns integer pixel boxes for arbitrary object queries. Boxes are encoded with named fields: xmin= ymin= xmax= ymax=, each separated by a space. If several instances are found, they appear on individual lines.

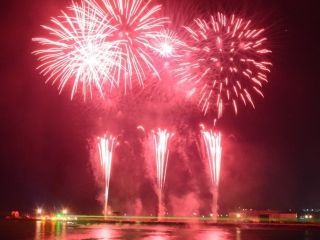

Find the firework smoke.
xmin=31 ymin=0 xmax=276 ymax=218
xmin=200 ymin=128 xmax=222 ymax=220
xmin=176 ymin=12 xmax=272 ymax=117
xmin=98 ymin=134 xmax=117 ymax=217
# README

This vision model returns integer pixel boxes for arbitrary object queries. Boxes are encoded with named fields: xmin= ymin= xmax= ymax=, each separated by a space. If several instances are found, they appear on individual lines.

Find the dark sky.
xmin=0 ymin=0 xmax=320 ymax=215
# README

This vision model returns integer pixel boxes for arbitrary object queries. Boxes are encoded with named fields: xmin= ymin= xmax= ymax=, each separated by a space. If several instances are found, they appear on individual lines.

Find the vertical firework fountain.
xmin=98 ymin=134 xmax=116 ymax=218
xmin=152 ymin=129 xmax=173 ymax=217
xmin=201 ymin=130 xmax=222 ymax=221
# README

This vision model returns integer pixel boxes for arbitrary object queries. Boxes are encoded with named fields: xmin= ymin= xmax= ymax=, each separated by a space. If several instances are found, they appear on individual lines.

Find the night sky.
xmin=0 ymin=0 xmax=319 ymax=215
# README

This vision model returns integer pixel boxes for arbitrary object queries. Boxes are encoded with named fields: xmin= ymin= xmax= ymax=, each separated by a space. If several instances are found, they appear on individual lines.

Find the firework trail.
xmin=201 ymin=130 xmax=222 ymax=186
xmin=152 ymin=128 xmax=173 ymax=216
xmin=98 ymin=134 xmax=117 ymax=217
xmin=86 ymin=0 xmax=168 ymax=92
xmin=200 ymin=128 xmax=222 ymax=220
xmin=176 ymin=12 xmax=272 ymax=117
xmin=33 ymin=1 xmax=121 ymax=100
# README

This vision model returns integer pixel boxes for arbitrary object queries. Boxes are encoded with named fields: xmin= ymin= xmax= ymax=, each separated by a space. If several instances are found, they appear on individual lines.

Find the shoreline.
xmin=4 ymin=217 xmax=320 ymax=229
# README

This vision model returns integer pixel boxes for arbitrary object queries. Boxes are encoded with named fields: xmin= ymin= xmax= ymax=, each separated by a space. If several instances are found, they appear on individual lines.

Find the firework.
xmin=152 ymin=128 xmax=173 ymax=216
xmin=152 ymin=129 xmax=173 ymax=190
xmin=33 ymin=1 xmax=121 ymax=100
xmin=200 ymin=128 xmax=222 ymax=220
xmin=98 ymin=134 xmax=117 ymax=217
xmin=87 ymin=0 xmax=168 ymax=92
xmin=201 ymin=130 xmax=222 ymax=186
xmin=149 ymin=29 xmax=184 ymax=59
xmin=176 ymin=12 xmax=272 ymax=117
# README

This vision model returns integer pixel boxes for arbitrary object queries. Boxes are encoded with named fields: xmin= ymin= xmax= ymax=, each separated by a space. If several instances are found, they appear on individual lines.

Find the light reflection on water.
xmin=34 ymin=221 xmax=233 ymax=240
xmin=0 ymin=220 xmax=314 ymax=240
xmin=35 ymin=221 xmax=67 ymax=240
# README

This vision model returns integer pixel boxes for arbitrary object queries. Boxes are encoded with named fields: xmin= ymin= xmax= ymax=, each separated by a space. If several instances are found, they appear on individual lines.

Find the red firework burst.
xmin=175 ymin=12 xmax=272 ymax=117
xmin=32 ymin=1 xmax=121 ymax=100
xmin=87 ymin=0 xmax=168 ymax=92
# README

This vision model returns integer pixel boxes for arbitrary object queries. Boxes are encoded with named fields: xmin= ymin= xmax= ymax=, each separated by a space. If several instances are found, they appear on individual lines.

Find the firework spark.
xmin=87 ymin=0 xmax=168 ymax=92
xmin=150 ymin=29 xmax=184 ymax=59
xmin=176 ymin=12 xmax=272 ymax=117
xmin=201 ymin=130 xmax=222 ymax=186
xmin=33 ymin=1 xmax=121 ymax=100
xmin=98 ymin=134 xmax=117 ymax=217
xmin=152 ymin=128 xmax=173 ymax=190
xmin=200 ymin=128 xmax=222 ymax=220
xmin=152 ymin=128 xmax=173 ymax=216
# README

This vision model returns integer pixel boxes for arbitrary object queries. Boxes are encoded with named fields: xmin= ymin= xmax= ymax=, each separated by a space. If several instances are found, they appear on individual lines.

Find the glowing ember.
xmin=98 ymin=134 xmax=117 ymax=217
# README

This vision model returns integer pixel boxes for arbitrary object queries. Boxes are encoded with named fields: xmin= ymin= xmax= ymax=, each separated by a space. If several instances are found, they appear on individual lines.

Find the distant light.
xmin=236 ymin=213 xmax=241 ymax=218
xmin=62 ymin=209 xmax=68 ymax=215
xmin=36 ymin=208 xmax=43 ymax=215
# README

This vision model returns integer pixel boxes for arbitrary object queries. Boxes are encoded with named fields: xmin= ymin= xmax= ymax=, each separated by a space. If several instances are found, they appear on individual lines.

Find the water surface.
xmin=1 ymin=220 xmax=320 ymax=240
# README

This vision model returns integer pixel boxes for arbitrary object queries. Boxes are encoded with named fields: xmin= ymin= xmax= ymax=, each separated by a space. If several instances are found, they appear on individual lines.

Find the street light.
xmin=36 ymin=208 xmax=43 ymax=215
